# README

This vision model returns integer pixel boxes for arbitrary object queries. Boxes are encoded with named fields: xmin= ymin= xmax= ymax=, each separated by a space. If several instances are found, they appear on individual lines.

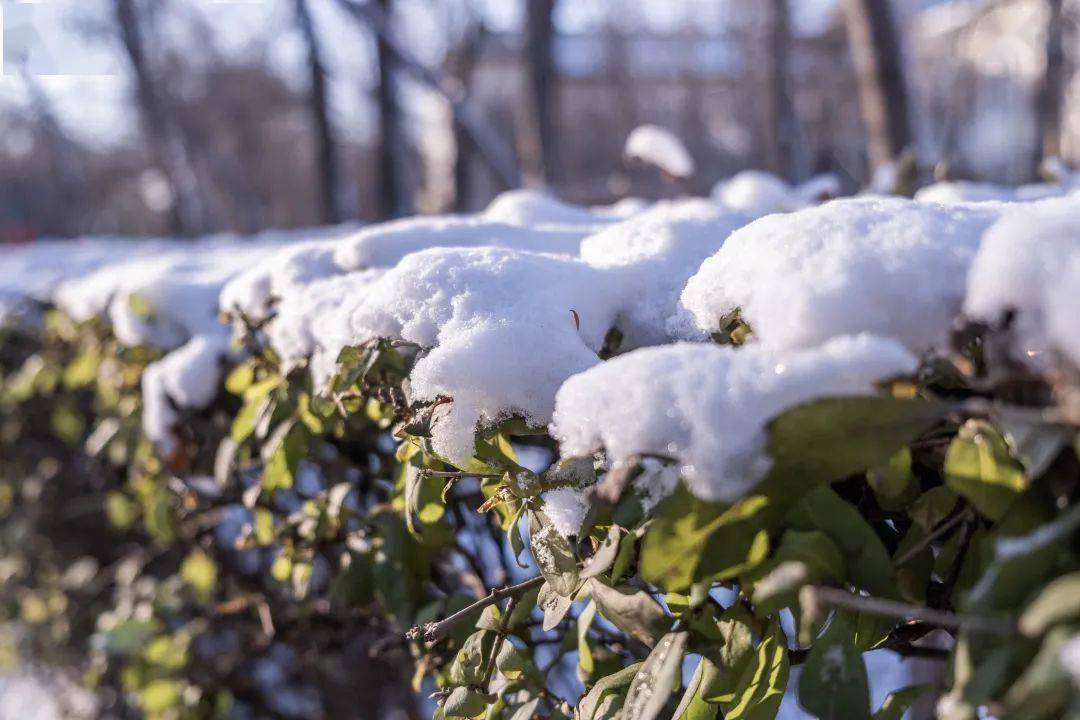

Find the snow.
xmin=551 ymin=334 xmax=917 ymax=503
xmin=579 ymin=198 xmax=753 ymax=347
xmin=624 ymin=124 xmax=696 ymax=179
xmin=680 ymin=197 xmax=1004 ymax=354
xmin=52 ymin=237 xmax=299 ymax=454
xmin=541 ymin=486 xmax=591 ymax=538
xmin=964 ymin=195 xmax=1080 ymax=366
xmin=1061 ymin=636 xmax=1080 ymax=687
xmin=0 ymin=238 xmax=172 ymax=326
xmin=914 ymin=180 xmax=1071 ymax=204
xmin=334 ymin=246 xmax=634 ymax=463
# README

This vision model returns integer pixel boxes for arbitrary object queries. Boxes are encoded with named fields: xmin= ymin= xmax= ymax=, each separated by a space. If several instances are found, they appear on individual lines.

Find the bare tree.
xmin=842 ymin=0 xmax=912 ymax=173
xmin=445 ymin=19 xmax=487 ymax=211
xmin=335 ymin=0 xmax=521 ymax=192
xmin=1036 ymin=0 xmax=1066 ymax=167
xmin=373 ymin=0 xmax=412 ymax=219
xmin=526 ymin=0 xmax=559 ymax=183
xmin=765 ymin=0 xmax=796 ymax=178
xmin=294 ymin=0 xmax=343 ymax=224
xmin=112 ymin=0 xmax=206 ymax=235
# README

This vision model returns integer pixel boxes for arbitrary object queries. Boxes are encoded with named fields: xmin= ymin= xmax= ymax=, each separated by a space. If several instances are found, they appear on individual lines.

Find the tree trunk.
xmin=375 ymin=0 xmax=411 ymax=219
xmin=294 ymin=0 xmax=342 ymax=224
xmin=765 ymin=0 xmax=796 ymax=178
xmin=526 ymin=0 xmax=558 ymax=183
xmin=113 ymin=0 xmax=205 ymax=236
xmin=842 ymin=0 xmax=912 ymax=172
xmin=1036 ymin=0 xmax=1066 ymax=167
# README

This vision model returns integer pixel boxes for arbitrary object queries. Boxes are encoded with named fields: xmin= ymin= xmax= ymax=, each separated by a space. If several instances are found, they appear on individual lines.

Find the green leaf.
xmin=788 ymin=486 xmax=898 ymax=599
xmin=445 ymin=686 xmax=490 ymax=718
xmin=224 ymin=362 xmax=254 ymax=396
xmin=698 ymin=606 xmax=756 ymax=705
xmin=577 ymin=600 xmax=597 ymax=675
xmin=528 ymin=510 xmax=579 ymax=597
xmin=872 ymin=685 xmax=929 ymax=720
xmin=576 ymin=663 xmax=642 ymax=720
xmin=718 ymin=619 xmax=789 ymax=719
xmin=588 ymin=578 xmax=670 ymax=648
xmin=909 ymin=486 xmax=958 ymax=532
xmin=945 ymin=420 xmax=1027 ymax=520
xmin=674 ymin=659 xmax=720 ymax=720
xmin=1019 ymin=570 xmax=1080 ymax=637
xmin=797 ymin=614 xmax=871 ymax=720
xmin=262 ymin=421 xmax=308 ymax=491
xmin=140 ymin=679 xmax=183 ymax=714
xmin=581 ymin=525 xmax=623 ymax=579
xmin=866 ymin=448 xmax=919 ymax=511
xmin=640 ymin=487 xmax=769 ymax=592
xmin=621 ymin=631 xmax=688 ymax=720
xmin=766 ymin=396 xmax=946 ymax=488
xmin=538 ymin=581 xmax=573 ymax=631
xmin=180 ymin=551 xmax=217 ymax=603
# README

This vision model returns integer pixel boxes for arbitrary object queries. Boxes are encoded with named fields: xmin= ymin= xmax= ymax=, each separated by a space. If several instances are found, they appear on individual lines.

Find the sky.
xmin=0 ymin=0 xmax=845 ymax=147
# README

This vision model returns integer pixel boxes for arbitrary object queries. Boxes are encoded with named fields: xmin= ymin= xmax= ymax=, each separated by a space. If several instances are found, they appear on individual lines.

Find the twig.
xmin=803 ymin=585 xmax=1013 ymax=636
xmin=894 ymin=506 xmax=973 ymax=566
xmin=482 ymin=593 xmax=521 ymax=691
xmin=423 ymin=469 xmax=503 ymax=480
xmin=405 ymin=576 xmax=545 ymax=644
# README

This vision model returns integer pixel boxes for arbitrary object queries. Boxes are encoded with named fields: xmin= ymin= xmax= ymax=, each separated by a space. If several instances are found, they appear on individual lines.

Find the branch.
xmin=405 ymin=576 xmax=544 ymax=644
xmin=334 ymin=0 xmax=521 ymax=189
xmin=482 ymin=592 xmax=521 ymax=691
xmin=803 ymin=585 xmax=1013 ymax=636
xmin=893 ymin=506 xmax=973 ymax=566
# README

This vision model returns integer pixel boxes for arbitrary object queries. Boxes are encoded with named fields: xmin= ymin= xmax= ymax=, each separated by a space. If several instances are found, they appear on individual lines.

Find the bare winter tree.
xmin=1036 ymin=0 xmax=1066 ymax=167
xmin=445 ymin=18 xmax=487 ymax=211
xmin=842 ymin=0 xmax=912 ymax=173
xmin=294 ymin=0 xmax=343 ymax=224
xmin=374 ymin=0 xmax=412 ymax=219
xmin=112 ymin=0 xmax=206 ymax=235
xmin=526 ymin=0 xmax=559 ymax=183
xmin=765 ymin=0 xmax=796 ymax=178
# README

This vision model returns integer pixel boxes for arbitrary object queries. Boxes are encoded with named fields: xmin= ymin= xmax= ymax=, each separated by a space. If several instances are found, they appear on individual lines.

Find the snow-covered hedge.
xmin=4 ymin=183 xmax=1080 ymax=720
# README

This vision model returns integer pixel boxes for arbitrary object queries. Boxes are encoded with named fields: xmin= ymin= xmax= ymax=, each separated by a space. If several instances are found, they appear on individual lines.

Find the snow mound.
xmin=331 ymin=214 xmax=587 ymax=272
xmin=551 ymin=334 xmax=917 ymax=503
xmin=481 ymin=188 xmax=622 ymax=229
xmin=624 ymin=124 xmax=695 ymax=179
xmin=964 ymin=196 xmax=1080 ymax=366
xmin=680 ymin=197 xmax=1003 ymax=353
xmin=332 ymin=246 xmax=635 ymax=463
xmin=711 ymin=170 xmax=802 ymax=217
xmin=54 ymin=238 xmax=293 ymax=454
xmin=914 ymin=180 xmax=1071 ymax=204
xmin=579 ymin=198 xmax=752 ymax=346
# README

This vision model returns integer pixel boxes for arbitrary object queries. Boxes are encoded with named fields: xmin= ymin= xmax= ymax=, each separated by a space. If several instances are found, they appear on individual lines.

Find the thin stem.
xmin=482 ymin=593 xmax=521 ymax=691
xmin=405 ymin=576 xmax=545 ymax=643
xmin=804 ymin=585 xmax=1013 ymax=636
xmin=894 ymin=506 xmax=972 ymax=566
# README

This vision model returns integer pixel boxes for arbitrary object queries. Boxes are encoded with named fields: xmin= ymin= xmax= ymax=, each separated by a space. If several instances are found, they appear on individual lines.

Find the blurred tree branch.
xmin=335 ymin=0 xmax=522 ymax=191
xmin=294 ymin=0 xmax=344 ymax=224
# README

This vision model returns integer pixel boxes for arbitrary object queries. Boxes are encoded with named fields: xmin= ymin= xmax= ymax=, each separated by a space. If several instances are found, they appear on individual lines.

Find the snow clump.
xmin=551 ymin=334 xmax=918 ymax=503
xmin=624 ymin=124 xmax=696 ymax=179
xmin=680 ymin=197 xmax=1003 ymax=353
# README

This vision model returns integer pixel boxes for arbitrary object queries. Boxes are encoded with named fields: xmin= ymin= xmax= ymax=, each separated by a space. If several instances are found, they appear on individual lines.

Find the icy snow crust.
xmin=681 ymin=197 xmax=1004 ymax=353
xmin=551 ymin=335 xmax=918 ymax=502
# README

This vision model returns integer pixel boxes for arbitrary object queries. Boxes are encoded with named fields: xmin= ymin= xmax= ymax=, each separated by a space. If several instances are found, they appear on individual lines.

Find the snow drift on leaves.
xmin=623 ymin=124 xmax=695 ymax=179
xmin=680 ymin=197 xmax=1003 ymax=353
xmin=964 ymin=195 xmax=1080 ymax=366
xmin=551 ymin=334 xmax=918 ymax=503
xmin=579 ymin=199 xmax=752 ymax=347
xmin=54 ymin=238 xmax=294 ymax=454
xmin=329 ymin=246 xmax=635 ymax=463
